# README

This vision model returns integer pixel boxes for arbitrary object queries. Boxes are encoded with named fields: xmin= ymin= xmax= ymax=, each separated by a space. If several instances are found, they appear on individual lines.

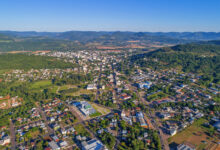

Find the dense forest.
xmin=0 ymin=54 xmax=75 ymax=70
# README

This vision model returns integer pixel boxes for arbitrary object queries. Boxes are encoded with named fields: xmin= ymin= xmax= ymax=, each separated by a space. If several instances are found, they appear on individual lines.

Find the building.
xmin=0 ymin=135 xmax=10 ymax=146
xmin=49 ymin=141 xmax=60 ymax=150
xmin=159 ymin=113 xmax=171 ymax=120
xmin=136 ymin=112 xmax=148 ymax=127
xmin=138 ymin=81 xmax=152 ymax=89
xmin=213 ymin=121 xmax=220 ymax=131
xmin=169 ymin=128 xmax=177 ymax=136
xmin=177 ymin=142 xmax=195 ymax=150
xmin=82 ymin=139 xmax=106 ymax=150
xmin=87 ymin=84 xmax=97 ymax=90
xmin=59 ymin=141 xmax=68 ymax=148
xmin=78 ymin=101 xmax=96 ymax=116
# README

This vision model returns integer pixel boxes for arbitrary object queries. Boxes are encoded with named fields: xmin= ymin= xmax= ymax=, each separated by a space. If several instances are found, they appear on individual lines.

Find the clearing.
xmin=168 ymin=118 xmax=219 ymax=150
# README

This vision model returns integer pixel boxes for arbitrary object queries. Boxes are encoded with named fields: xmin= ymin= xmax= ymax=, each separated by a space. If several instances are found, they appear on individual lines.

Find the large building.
xmin=81 ymin=139 xmax=106 ymax=150
xmin=77 ymin=101 xmax=96 ymax=116
xmin=138 ymin=81 xmax=152 ymax=89
xmin=49 ymin=141 xmax=60 ymax=150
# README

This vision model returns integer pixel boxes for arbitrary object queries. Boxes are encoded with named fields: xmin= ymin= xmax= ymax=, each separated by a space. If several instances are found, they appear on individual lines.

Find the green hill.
xmin=0 ymin=54 xmax=75 ymax=70
xmin=130 ymin=42 xmax=220 ymax=77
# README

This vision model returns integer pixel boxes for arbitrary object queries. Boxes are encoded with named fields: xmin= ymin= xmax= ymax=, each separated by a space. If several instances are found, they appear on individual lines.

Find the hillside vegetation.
xmin=130 ymin=42 xmax=220 ymax=83
xmin=0 ymin=54 xmax=74 ymax=70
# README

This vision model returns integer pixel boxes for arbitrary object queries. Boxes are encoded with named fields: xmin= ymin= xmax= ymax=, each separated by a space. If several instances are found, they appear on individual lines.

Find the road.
xmin=132 ymin=86 xmax=169 ymax=150
xmin=111 ymin=61 xmax=120 ymax=109
xmin=95 ymin=63 xmax=103 ymax=102
xmin=64 ymin=103 xmax=98 ymax=138
xmin=10 ymin=120 xmax=16 ymax=150
xmin=36 ymin=103 xmax=54 ymax=135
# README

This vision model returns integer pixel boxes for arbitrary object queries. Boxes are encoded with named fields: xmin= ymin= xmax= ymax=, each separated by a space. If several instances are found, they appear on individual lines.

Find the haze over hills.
xmin=1 ymin=31 xmax=220 ymax=41
xmin=0 ymin=31 xmax=220 ymax=52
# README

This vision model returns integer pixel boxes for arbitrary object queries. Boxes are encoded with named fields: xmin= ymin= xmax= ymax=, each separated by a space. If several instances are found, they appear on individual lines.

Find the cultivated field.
xmin=168 ymin=118 xmax=219 ymax=150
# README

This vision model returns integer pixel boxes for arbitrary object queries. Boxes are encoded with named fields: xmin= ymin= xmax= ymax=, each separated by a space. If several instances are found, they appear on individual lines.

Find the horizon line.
xmin=1 ymin=30 xmax=220 ymax=33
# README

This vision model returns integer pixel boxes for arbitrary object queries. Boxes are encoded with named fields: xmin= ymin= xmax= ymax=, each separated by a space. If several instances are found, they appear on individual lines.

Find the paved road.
xmin=111 ymin=62 xmax=120 ymax=109
xmin=10 ymin=120 xmax=16 ymax=150
xmin=95 ymin=63 xmax=103 ymax=102
xmin=132 ymin=86 xmax=169 ymax=150
xmin=148 ymin=111 xmax=169 ymax=150
xmin=64 ymin=103 xmax=98 ymax=138
xmin=36 ymin=104 xmax=54 ymax=135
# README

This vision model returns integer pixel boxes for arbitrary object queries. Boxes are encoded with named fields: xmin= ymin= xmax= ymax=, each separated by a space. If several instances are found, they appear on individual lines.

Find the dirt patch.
xmin=169 ymin=119 xmax=219 ymax=150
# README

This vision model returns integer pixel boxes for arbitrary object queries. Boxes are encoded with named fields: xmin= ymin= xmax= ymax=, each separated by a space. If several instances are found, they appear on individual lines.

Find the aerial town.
xmin=1 ymin=0 xmax=220 ymax=149
xmin=0 ymin=49 xmax=219 ymax=150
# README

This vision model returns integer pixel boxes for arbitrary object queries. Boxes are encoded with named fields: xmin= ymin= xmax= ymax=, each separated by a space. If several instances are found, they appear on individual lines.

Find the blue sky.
xmin=0 ymin=0 xmax=220 ymax=32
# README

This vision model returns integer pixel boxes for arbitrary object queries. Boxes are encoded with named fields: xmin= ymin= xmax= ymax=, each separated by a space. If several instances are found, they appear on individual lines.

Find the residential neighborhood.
xmin=0 ymin=49 xmax=219 ymax=150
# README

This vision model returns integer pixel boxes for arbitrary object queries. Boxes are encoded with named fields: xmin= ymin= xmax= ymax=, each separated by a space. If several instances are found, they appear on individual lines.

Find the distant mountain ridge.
xmin=0 ymin=30 xmax=220 ymax=52
xmin=1 ymin=31 xmax=220 ymax=41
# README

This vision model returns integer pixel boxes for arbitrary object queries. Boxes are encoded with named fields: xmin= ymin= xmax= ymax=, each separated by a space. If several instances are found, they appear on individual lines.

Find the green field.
xmin=91 ymin=102 xmax=111 ymax=115
xmin=74 ymin=124 xmax=91 ymax=137
xmin=29 ymin=80 xmax=52 ymax=90
xmin=89 ymin=111 xmax=102 ymax=118
xmin=59 ymin=85 xmax=76 ymax=91
xmin=66 ymin=88 xmax=94 ymax=96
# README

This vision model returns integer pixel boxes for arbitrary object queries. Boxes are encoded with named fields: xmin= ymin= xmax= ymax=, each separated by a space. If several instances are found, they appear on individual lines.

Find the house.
xmin=51 ymin=123 xmax=60 ymax=130
xmin=159 ymin=113 xmax=171 ymax=120
xmin=49 ymin=141 xmax=60 ymax=150
xmin=87 ymin=84 xmax=97 ymax=90
xmin=136 ymin=112 xmax=148 ymax=127
xmin=122 ymin=116 xmax=133 ymax=125
xmin=66 ymin=127 xmax=75 ymax=134
xmin=58 ymin=141 xmax=68 ymax=148
xmin=144 ymin=132 xmax=148 ymax=138
xmin=61 ymin=128 xmax=67 ymax=135
xmin=51 ymin=135 xmax=59 ymax=142
xmin=49 ymin=117 xmax=55 ymax=122
xmin=120 ymin=93 xmax=131 ymax=100
xmin=97 ymin=129 xmax=104 ymax=134
xmin=213 ymin=121 xmax=220 ymax=131
xmin=81 ymin=139 xmax=106 ymax=150
xmin=76 ymin=135 xmax=82 ymax=141
xmin=169 ymin=128 xmax=177 ymax=136
xmin=0 ymin=135 xmax=10 ymax=145
xmin=121 ymin=110 xmax=126 ymax=117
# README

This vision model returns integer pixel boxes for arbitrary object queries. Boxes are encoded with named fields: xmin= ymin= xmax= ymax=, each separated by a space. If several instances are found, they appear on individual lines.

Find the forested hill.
xmin=0 ymin=54 xmax=75 ymax=70
xmin=160 ymin=43 xmax=220 ymax=54
xmin=0 ymin=33 xmax=14 ymax=42
xmin=130 ymin=41 xmax=220 ymax=77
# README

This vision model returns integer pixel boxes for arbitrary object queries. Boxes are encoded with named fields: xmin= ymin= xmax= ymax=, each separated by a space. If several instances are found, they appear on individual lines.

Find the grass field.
xmin=0 ymin=69 xmax=10 ymax=74
xmin=89 ymin=111 xmax=102 ymax=117
xmin=29 ymin=80 xmax=52 ymax=90
xmin=59 ymin=85 xmax=77 ymax=91
xmin=50 ymin=85 xmax=59 ymax=93
xmin=74 ymin=124 xmax=91 ymax=137
xmin=168 ymin=118 xmax=219 ymax=150
xmin=90 ymin=102 xmax=111 ymax=115
xmin=66 ymin=89 xmax=94 ymax=96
